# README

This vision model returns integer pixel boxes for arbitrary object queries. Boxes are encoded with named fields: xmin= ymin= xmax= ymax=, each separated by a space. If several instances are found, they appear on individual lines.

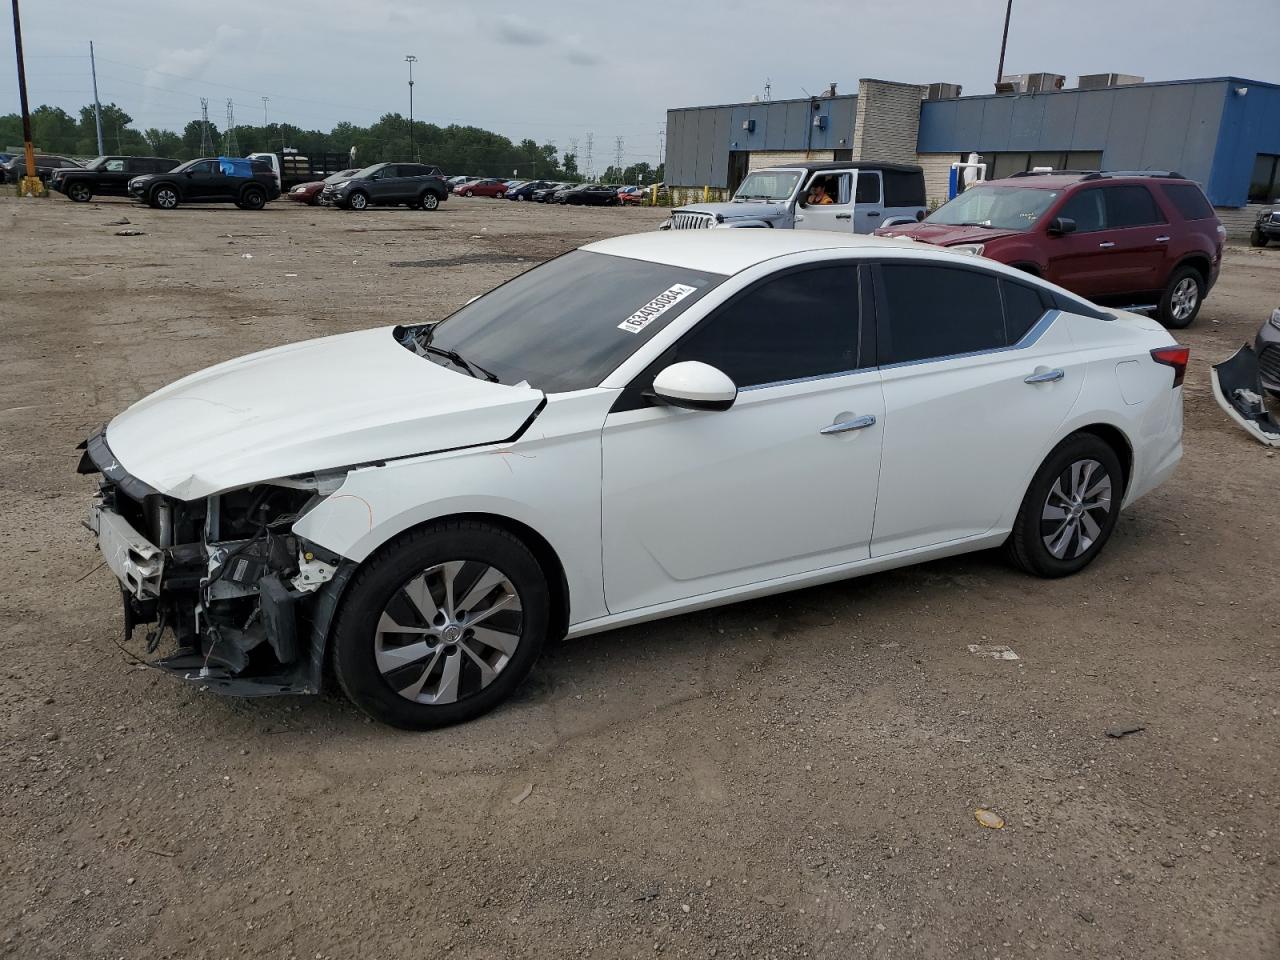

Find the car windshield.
xmin=733 ymin=170 xmax=802 ymax=201
xmin=419 ymin=250 xmax=724 ymax=392
xmin=351 ymin=163 xmax=387 ymax=179
xmin=927 ymin=185 xmax=1061 ymax=231
xmin=324 ymin=169 xmax=359 ymax=183
xmin=85 ymin=157 xmax=109 ymax=170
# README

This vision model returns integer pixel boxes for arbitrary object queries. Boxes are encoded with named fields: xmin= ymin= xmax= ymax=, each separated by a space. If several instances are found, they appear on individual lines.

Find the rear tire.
xmin=332 ymin=520 xmax=550 ymax=730
xmin=1251 ymin=230 xmax=1269 ymax=248
xmin=1157 ymin=265 xmax=1204 ymax=329
xmin=1006 ymin=433 xmax=1123 ymax=578
xmin=237 ymin=186 xmax=266 ymax=210
xmin=420 ymin=192 xmax=440 ymax=211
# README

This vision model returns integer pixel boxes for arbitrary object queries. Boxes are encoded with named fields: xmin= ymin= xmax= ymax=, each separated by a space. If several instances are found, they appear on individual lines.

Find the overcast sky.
xmin=2 ymin=0 xmax=1276 ymax=167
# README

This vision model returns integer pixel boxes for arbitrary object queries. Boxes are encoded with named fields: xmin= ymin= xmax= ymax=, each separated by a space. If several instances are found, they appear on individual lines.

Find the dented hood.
xmin=105 ymin=326 xmax=544 ymax=500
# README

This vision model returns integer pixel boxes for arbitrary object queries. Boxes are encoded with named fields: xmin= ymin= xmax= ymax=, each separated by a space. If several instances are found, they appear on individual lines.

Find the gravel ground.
xmin=1 ymin=194 xmax=1277 ymax=960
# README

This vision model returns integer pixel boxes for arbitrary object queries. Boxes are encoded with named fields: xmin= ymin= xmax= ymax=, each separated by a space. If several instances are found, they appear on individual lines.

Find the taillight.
xmin=1151 ymin=345 xmax=1190 ymax=387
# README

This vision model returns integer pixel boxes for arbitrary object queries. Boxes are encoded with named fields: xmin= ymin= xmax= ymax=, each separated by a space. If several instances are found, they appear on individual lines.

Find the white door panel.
xmin=602 ymin=371 xmax=884 ymax=613
xmin=870 ymin=317 xmax=1085 ymax=556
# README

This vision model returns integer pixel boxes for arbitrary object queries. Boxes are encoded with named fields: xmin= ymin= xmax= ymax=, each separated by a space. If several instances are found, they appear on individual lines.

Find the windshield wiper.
xmin=416 ymin=327 xmax=499 ymax=382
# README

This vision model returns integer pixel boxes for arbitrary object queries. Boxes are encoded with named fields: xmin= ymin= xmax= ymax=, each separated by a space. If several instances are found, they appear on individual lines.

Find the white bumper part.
xmin=89 ymin=504 xmax=164 ymax=599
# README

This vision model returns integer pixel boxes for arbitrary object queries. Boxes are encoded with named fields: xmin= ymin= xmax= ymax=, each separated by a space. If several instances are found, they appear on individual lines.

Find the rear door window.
xmin=1000 ymin=279 xmax=1051 ymax=343
xmin=876 ymin=264 xmax=1005 ymax=365
xmin=1103 ymin=185 xmax=1165 ymax=227
xmin=855 ymin=172 xmax=882 ymax=204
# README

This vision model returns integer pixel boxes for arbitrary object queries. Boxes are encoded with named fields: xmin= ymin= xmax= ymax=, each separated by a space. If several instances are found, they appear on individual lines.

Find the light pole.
xmin=405 ymin=55 xmax=417 ymax=161
xmin=995 ymin=0 xmax=1013 ymax=88
xmin=9 ymin=0 xmax=40 ymax=196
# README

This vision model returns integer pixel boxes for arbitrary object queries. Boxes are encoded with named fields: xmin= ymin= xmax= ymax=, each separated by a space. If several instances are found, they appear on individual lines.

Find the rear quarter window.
xmin=884 ymin=170 xmax=925 ymax=207
xmin=1161 ymin=182 xmax=1215 ymax=221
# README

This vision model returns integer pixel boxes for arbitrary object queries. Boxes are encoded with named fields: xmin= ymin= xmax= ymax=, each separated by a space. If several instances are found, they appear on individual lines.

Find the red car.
xmin=288 ymin=168 xmax=361 ymax=204
xmin=457 ymin=178 xmax=509 ymax=198
xmin=877 ymin=171 xmax=1225 ymax=328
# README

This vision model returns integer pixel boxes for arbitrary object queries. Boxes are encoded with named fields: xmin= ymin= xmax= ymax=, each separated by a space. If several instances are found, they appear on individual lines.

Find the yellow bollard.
xmin=702 ymin=185 xmax=709 ymax=202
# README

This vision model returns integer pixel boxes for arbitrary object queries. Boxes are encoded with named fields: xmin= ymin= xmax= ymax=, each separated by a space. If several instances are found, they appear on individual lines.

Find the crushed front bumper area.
xmin=1211 ymin=345 xmax=1280 ymax=447
xmin=78 ymin=429 xmax=352 ymax=696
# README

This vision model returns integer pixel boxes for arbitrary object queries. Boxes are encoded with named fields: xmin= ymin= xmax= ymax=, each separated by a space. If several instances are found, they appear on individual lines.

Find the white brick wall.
xmin=852 ymin=79 xmax=927 ymax=164
xmin=918 ymin=153 xmax=961 ymax=207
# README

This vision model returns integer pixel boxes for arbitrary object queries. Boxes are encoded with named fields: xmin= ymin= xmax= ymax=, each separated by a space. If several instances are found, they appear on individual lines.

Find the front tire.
xmin=332 ymin=520 xmax=550 ymax=730
xmin=150 ymin=185 xmax=179 ymax=210
xmin=463 ymin=190 xmax=474 ymax=198
xmin=1157 ymin=265 xmax=1204 ymax=329
xmin=347 ymin=191 xmax=369 ymax=211
xmin=1006 ymin=433 xmax=1123 ymax=578
xmin=1251 ymin=230 xmax=1269 ymax=248
xmin=67 ymin=182 xmax=93 ymax=202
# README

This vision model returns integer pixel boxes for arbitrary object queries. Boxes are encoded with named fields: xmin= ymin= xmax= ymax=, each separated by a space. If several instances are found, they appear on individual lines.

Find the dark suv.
xmin=127 ymin=157 xmax=281 ymax=210
xmin=51 ymin=156 xmax=178 ymax=202
xmin=878 ymin=171 xmax=1225 ymax=328
xmin=324 ymin=162 xmax=449 ymax=211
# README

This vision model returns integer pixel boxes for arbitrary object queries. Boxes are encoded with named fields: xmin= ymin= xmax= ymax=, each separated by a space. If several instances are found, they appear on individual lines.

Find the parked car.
xmin=446 ymin=176 xmax=475 ymax=193
xmin=288 ymin=168 xmax=361 ymax=205
xmin=618 ymin=186 xmax=645 ymax=205
xmin=505 ymin=180 xmax=558 ymax=200
xmin=532 ymin=182 xmax=568 ymax=202
xmin=126 ymin=157 xmax=281 ymax=210
xmin=561 ymin=183 xmax=621 ymax=206
xmin=79 ymin=230 xmax=1186 ymax=729
xmin=878 ymin=171 xmax=1225 ymax=329
xmin=323 ymin=162 xmax=449 ymax=211
xmin=457 ymin=178 xmax=510 ymax=198
xmin=1251 ymin=202 xmax=1280 ymax=247
xmin=665 ymin=162 xmax=926 ymax=233
xmin=2 ymin=153 xmax=81 ymax=185
xmin=50 ymin=156 xmax=178 ymax=202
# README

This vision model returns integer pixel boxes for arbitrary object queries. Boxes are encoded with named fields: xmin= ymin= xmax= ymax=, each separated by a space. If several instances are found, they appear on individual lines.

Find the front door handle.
xmin=820 ymin=414 xmax=877 ymax=435
xmin=1155 ymin=235 xmax=1170 ymax=242
xmin=835 ymin=213 xmax=852 ymax=220
xmin=1024 ymin=368 xmax=1065 ymax=384
xmin=1098 ymin=241 xmax=1116 ymax=249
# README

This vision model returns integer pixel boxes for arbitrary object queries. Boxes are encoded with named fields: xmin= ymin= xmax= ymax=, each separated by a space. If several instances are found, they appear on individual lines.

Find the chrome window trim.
xmin=738 ymin=367 xmax=869 ymax=393
xmin=877 ymin=308 xmax=1061 ymax=372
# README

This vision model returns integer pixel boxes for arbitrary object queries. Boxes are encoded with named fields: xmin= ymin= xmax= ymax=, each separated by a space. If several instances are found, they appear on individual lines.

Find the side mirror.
xmin=1047 ymin=216 xmax=1077 ymax=236
xmin=646 ymin=361 xmax=737 ymax=412
xmin=915 ymin=209 xmax=926 ymax=221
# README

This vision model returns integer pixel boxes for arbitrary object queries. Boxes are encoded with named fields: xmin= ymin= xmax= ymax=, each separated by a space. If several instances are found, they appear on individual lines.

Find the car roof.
xmin=760 ymin=160 xmax=923 ymax=175
xmin=981 ymin=171 xmax=1192 ymax=191
xmin=584 ymin=230 xmax=964 ymax=276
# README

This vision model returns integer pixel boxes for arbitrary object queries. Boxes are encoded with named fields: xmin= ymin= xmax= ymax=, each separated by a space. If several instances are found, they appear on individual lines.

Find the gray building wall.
xmin=666 ymin=95 xmax=857 ymax=188
xmin=917 ymin=79 xmax=1229 ymax=194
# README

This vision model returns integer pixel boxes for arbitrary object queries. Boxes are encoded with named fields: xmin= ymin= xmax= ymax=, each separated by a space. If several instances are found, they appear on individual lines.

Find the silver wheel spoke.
xmin=1047 ymin=519 xmax=1075 ymax=558
xmin=458 ymin=641 xmax=499 ymax=685
xmin=432 ymin=650 xmax=462 ymax=704
xmin=376 ymin=611 xmax=433 ymax=637
xmin=456 ymin=566 xmax=508 ymax=613
xmin=402 ymin=575 xmax=440 ymax=623
xmin=376 ymin=638 xmax=435 ymax=672
xmin=1079 ymin=511 xmax=1102 ymax=545
xmin=397 ymin=649 xmax=442 ymax=700
xmin=469 ymin=624 xmax=520 ymax=656
xmin=465 ymin=592 xmax=517 ymax=627
xmin=439 ymin=560 xmax=466 ymax=618
xmin=1042 ymin=503 xmax=1069 ymax=522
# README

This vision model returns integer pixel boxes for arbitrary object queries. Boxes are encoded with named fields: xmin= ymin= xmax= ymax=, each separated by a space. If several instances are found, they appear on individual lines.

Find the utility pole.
xmin=9 ymin=0 xmax=40 ymax=196
xmin=405 ymin=55 xmax=417 ymax=161
xmin=261 ymin=96 xmax=269 ymax=127
xmin=223 ymin=99 xmax=238 ymax=155
xmin=89 ymin=41 xmax=104 ymax=155
xmin=614 ymin=136 xmax=624 ymax=178
xmin=199 ymin=98 xmax=213 ymax=155
xmin=583 ymin=131 xmax=593 ymax=181
xmin=995 ymin=0 xmax=1013 ymax=87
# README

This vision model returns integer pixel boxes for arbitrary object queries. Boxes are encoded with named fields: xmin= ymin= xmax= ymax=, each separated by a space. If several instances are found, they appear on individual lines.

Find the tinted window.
xmin=188 ymin=160 xmax=216 ymax=175
xmin=1104 ymin=185 xmax=1164 ymax=228
xmin=1057 ymin=188 xmax=1106 ymax=232
xmin=425 ymin=250 xmax=723 ymax=392
xmin=104 ymin=159 xmax=125 ymax=172
xmin=673 ymin=265 xmax=860 ymax=388
xmin=855 ymin=173 xmax=881 ymax=204
xmin=1162 ymin=182 xmax=1214 ymax=221
xmin=884 ymin=169 xmax=925 ymax=206
xmin=1001 ymin=280 xmax=1049 ymax=343
xmin=877 ymin=265 xmax=1005 ymax=365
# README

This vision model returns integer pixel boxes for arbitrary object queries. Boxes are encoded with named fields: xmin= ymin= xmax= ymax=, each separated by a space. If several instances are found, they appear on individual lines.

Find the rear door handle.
xmin=1155 ymin=235 xmax=1170 ymax=242
xmin=835 ymin=213 xmax=852 ymax=220
xmin=820 ymin=414 xmax=877 ymax=434
xmin=1098 ymin=241 xmax=1116 ymax=249
xmin=1024 ymin=368 xmax=1065 ymax=384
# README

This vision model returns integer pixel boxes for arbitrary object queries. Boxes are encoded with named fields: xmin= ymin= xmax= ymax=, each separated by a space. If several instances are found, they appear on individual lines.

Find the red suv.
xmin=877 ymin=171 xmax=1225 ymax=328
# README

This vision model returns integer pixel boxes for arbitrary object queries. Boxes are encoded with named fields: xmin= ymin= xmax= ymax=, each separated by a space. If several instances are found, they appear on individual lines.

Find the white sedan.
xmin=81 ymin=231 xmax=1188 ymax=728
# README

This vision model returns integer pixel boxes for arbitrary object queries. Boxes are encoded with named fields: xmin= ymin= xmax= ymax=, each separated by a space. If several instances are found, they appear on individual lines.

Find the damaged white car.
xmin=82 ymin=231 xmax=1187 ymax=729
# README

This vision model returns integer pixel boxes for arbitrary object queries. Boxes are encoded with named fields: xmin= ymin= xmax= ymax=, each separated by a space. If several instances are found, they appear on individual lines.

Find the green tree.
xmin=562 ymin=152 xmax=579 ymax=180
xmin=181 ymin=119 xmax=219 ymax=158
xmin=143 ymin=128 xmax=183 ymax=158
xmin=31 ymin=105 xmax=79 ymax=152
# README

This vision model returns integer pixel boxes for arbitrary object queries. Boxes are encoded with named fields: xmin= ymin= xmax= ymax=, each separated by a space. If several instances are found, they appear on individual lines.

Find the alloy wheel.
xmin=349 ymin=192 xmax=368 ymax=210
xmin=422 ymin=194 xmax=439 ymax=210
xmin=69 ymin=183 xmax=91 ymax=202
xmin=1040 ymin=459 xmax=1112 ymax=560
xmin=374 ymin=560 xmax=524 ymax=705
xmin=1170 ymin=277 xmax=1199 ymax=322
xmin=156 ymin=188 xmax=177 ymax=209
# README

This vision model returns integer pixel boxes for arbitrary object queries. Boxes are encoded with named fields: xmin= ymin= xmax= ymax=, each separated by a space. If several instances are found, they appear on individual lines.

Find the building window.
xmin=1250 ymin=154 xmax=1280 ymax=204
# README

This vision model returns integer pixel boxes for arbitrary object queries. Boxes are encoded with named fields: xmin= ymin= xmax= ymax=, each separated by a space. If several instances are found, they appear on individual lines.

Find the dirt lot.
xmin=1 ymin=194 xmax=1277 ymax=960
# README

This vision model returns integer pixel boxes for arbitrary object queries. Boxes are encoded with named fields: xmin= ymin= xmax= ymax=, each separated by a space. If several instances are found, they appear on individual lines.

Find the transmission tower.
xmin=199 ymin=98 xmax=214 ymax=155
xmin=222 ymin=99 xmax=239 ymax=155
xmin=583 ymin=132 xmax=594 ymax=180
xmin=614 ymin=136 xmax=624 ymax=175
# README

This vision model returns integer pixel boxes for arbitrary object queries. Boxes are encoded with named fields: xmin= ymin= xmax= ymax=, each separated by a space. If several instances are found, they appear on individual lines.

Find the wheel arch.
xmin=1171 ymin=252 xmax=1211 ymax=285
xmin=1072 ymin=422 xmax=1134 ymax=499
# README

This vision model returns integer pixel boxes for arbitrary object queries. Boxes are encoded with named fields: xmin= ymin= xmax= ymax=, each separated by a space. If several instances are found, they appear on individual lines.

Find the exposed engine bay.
xmin=78 ymin=429 xmax=350 ymax=695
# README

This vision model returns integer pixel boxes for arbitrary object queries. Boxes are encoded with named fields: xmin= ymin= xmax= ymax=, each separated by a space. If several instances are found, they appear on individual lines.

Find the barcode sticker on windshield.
xmin=618 ymin=284 xmax=698 ymax=334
